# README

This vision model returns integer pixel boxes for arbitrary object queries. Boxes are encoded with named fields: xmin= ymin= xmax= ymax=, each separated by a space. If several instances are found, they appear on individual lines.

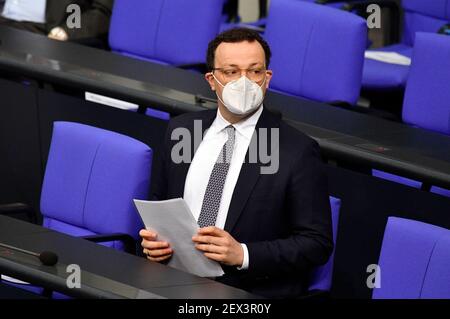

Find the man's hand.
xmin=139 ymin=229 xmax=173 ymax=262
xmin=48 ymin=27 xmax=68 ymax=41
xmin=192 ymin=226 xmax=244 ymax=267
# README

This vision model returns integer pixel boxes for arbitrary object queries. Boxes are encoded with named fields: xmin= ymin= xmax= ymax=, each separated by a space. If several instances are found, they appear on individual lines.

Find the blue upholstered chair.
xmin=308 ymin=196 xmax=341 ymax=293
xmin=373 ymin=217 xmax=450 ymax=299
xmin=372 ymin=33 xmax=450 ymax=197
xmin=362 ymin=0 xmax=450 ymax=91
xmin=40 ymin=122 xmax=152 ymax=250
xmin=2 ymin=122 xmax=153 ymax=298
xmin=264 ymin=0 xmax=367 ymax=106
xmin=401 ymin=33 xmax=450 ymax=135
xmin=220 ymin=0 xmax=360 ymax=33
xmin=109 ymin=0 xmax=223 ymax=67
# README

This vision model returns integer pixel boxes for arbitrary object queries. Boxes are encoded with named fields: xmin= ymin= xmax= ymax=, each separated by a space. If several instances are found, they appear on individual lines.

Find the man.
xmin=140 ymin=28 xmax=333 ymax=298
xmin=0 ymin=0 xmax=113 ymax=41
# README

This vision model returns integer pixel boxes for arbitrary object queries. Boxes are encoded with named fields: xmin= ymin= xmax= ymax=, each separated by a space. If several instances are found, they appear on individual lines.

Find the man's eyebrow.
xmin=220 ymin=62 xmax=264 ymax=68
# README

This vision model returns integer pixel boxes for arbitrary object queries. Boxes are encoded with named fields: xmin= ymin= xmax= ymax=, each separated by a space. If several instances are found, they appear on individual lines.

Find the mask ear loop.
xmin=211 ymin=72 xmax=225 ymax=88
xmin=254 ymin=76 xmax=267 ymax=110
xmin=258 ymin=74 xmax=267 ymax=90
xmin=211 ymin=72 xmax=229 ymax=108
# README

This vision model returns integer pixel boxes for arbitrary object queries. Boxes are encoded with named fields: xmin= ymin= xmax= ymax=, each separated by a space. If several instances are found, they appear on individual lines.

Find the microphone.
xmin=0 ymin=242 xmax=58 ymax=266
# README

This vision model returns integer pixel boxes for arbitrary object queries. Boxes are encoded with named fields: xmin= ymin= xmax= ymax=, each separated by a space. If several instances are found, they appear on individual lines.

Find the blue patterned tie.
xmin=198 ymin=125 xmax=236 ymax=228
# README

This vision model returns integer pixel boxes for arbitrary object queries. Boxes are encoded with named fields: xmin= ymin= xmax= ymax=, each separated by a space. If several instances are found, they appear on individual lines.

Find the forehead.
xmin=214 ymin=40 xmax=266 ymax=68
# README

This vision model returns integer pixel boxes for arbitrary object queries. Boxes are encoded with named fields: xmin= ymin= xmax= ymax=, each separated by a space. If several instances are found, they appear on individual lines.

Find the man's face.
xmin=205 ymin=40 xmax=273 ymax=116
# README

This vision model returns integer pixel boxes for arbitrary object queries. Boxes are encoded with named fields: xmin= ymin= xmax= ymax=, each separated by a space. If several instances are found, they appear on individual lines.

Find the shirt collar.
xmin=211 ymin=106 xmax=263 ymax=140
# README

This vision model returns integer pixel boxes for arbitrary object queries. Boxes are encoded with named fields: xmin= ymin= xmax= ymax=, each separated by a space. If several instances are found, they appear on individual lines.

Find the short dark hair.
xmin=206 ymin=28 xmax=272 ymax=71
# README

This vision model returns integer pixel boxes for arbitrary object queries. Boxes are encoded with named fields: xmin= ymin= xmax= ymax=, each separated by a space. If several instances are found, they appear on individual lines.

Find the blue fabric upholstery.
xmin=41 ymin=122 xmax=152 ymax=242
xmin=363 ymin=0 xmax=450 ymax=90
xmin=308 ymin=196 xmax=341 ymax=292
xmin=372 ymin=169 xmax=422 ymax=189
xmin=362 ymin=44 xmax=413 ymax=90
xmin=420 ymin=232 xmax=450 ymax=298
xmin=430 ymin=186 xmax=450 ymax=197
xmin=402 ymin=33 xmax=450 ymax=135
xmin=371 ymin=33 xmax=450 ymax=197
xmin=373 ymin=217 xmax=450 ymax=299
xmin=109 ymin=0 xmax=224 ymax=65
xmin=264 ymin=0 xmax=367 ymax=105
xmin=372 ymin=170 xmax=450 ymax=198
xmin=145 ymin=107 xmax=170 ymax=121
xmin=402 ymin=4 xmax=450 ymax=47
xmin=4 ymin=122 xmax=152 ymax=298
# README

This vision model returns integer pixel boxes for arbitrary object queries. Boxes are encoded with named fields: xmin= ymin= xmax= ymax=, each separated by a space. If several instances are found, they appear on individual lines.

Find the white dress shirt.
xmin=2 ymin=0 xmax=47 ymax=24
xmin=183 ymin=106 xmax=263 ymax=270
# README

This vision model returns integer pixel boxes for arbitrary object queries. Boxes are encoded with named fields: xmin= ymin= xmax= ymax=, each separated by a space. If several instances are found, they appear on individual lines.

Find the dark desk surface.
xmin=0 ymin=216 xmax=258 ymax=299
xmin=1 ymin=26 xmax=450 ymax=188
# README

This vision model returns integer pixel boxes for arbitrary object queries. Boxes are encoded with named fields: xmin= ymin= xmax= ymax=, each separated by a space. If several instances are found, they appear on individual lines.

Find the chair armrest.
xmin=341 ymin=0 xmax=401 ymax=45
xmin=0 ymin=203 xmax=37 ymax=223
xmin=80 ymin=233 xmax=136 ymax=254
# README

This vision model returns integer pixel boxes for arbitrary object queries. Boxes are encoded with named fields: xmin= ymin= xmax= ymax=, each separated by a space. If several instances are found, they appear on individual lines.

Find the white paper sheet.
xmin=134 ymin=198 xmax=224 ymax=277
xmin=365 ymin=51 xmax=412 ymax=66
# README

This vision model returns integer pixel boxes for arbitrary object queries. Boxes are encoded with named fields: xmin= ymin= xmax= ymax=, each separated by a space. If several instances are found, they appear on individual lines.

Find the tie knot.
xmin=225 ymin=125 xmax=235 ymax=140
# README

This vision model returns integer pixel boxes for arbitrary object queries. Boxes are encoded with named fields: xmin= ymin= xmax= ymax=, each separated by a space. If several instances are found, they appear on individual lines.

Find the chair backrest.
xmin=308 ymin=196 xmax=341 ymax=292
xmin=40 ymin=122 xmax=152 ymax=240
xmin=373 ymin=217 xmax=450 ymax=299
xmin=402 ymin=0 xmax=450 ymax=46
xmin=419 ymin=232 xmax=450 ymax=298
xmin=402 ymin=32 xmax=450 ymax=135
xmin=264 ymin=0 xmax=366 ymax=105
xmin=108 ymin=0 xmax=224 ymax=65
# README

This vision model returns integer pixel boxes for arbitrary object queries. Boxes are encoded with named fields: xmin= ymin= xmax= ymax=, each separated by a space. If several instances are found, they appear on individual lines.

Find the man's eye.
xmin=225 ymin=70 xmax=238 ymax=75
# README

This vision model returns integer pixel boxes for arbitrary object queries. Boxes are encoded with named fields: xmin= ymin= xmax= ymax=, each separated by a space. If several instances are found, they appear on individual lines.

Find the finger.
xmin=139 ymin=229 xmax=156 ymax=237
xmin=147 ymin=247 xmax=173 ymax=257
xmin=198 ymin=226 xmax=224 ymax=236
xmin=203 ymin=252 xmax=224 ymax=262
xmin=195 ymin=243 xmax=226 ymax=254
xmin=143 ymin=247 xmax=170 ymax=257
xmin=148 ymin=254 xmax=172 ymax=262
xmin=139 ymin=229 xmax=157 ymax=239
xmin=192 ymin=235 xmax=225 ymax=246
xmin=141 ymin=240 xmax=169 ymax=250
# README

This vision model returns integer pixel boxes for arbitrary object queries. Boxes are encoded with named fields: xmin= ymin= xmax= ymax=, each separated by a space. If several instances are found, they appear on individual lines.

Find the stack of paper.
xmin=134 ymin=198 xmax=224 ymax=278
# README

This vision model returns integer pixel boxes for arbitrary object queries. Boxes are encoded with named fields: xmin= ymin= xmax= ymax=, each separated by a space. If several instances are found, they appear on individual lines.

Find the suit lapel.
xmin=224 ymin=108 xmax=281 ymax=233
xmin=171 ymin=111 xmax=216 ymax=198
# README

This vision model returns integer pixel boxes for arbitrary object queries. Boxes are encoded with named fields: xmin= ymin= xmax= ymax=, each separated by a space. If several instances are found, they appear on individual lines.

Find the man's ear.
xmin=265 ymin=70 xmax=273 ymax=89
xmin=205 ymin=72 xmax=216 ymax=91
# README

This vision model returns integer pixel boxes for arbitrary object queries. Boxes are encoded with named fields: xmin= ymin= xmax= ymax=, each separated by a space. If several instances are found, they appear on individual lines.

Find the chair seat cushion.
xmin=362 ymin=44 xmax=413 ymax=90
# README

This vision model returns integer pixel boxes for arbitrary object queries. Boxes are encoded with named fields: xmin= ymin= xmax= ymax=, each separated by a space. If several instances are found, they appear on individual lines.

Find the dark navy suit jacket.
xmin=152 ymin=107 xmax=333 ymax=298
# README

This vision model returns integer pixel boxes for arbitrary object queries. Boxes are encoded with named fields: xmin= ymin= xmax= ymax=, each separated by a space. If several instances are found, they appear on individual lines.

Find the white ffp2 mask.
xmin=213 ymin=74 xmax=265 ymax=115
